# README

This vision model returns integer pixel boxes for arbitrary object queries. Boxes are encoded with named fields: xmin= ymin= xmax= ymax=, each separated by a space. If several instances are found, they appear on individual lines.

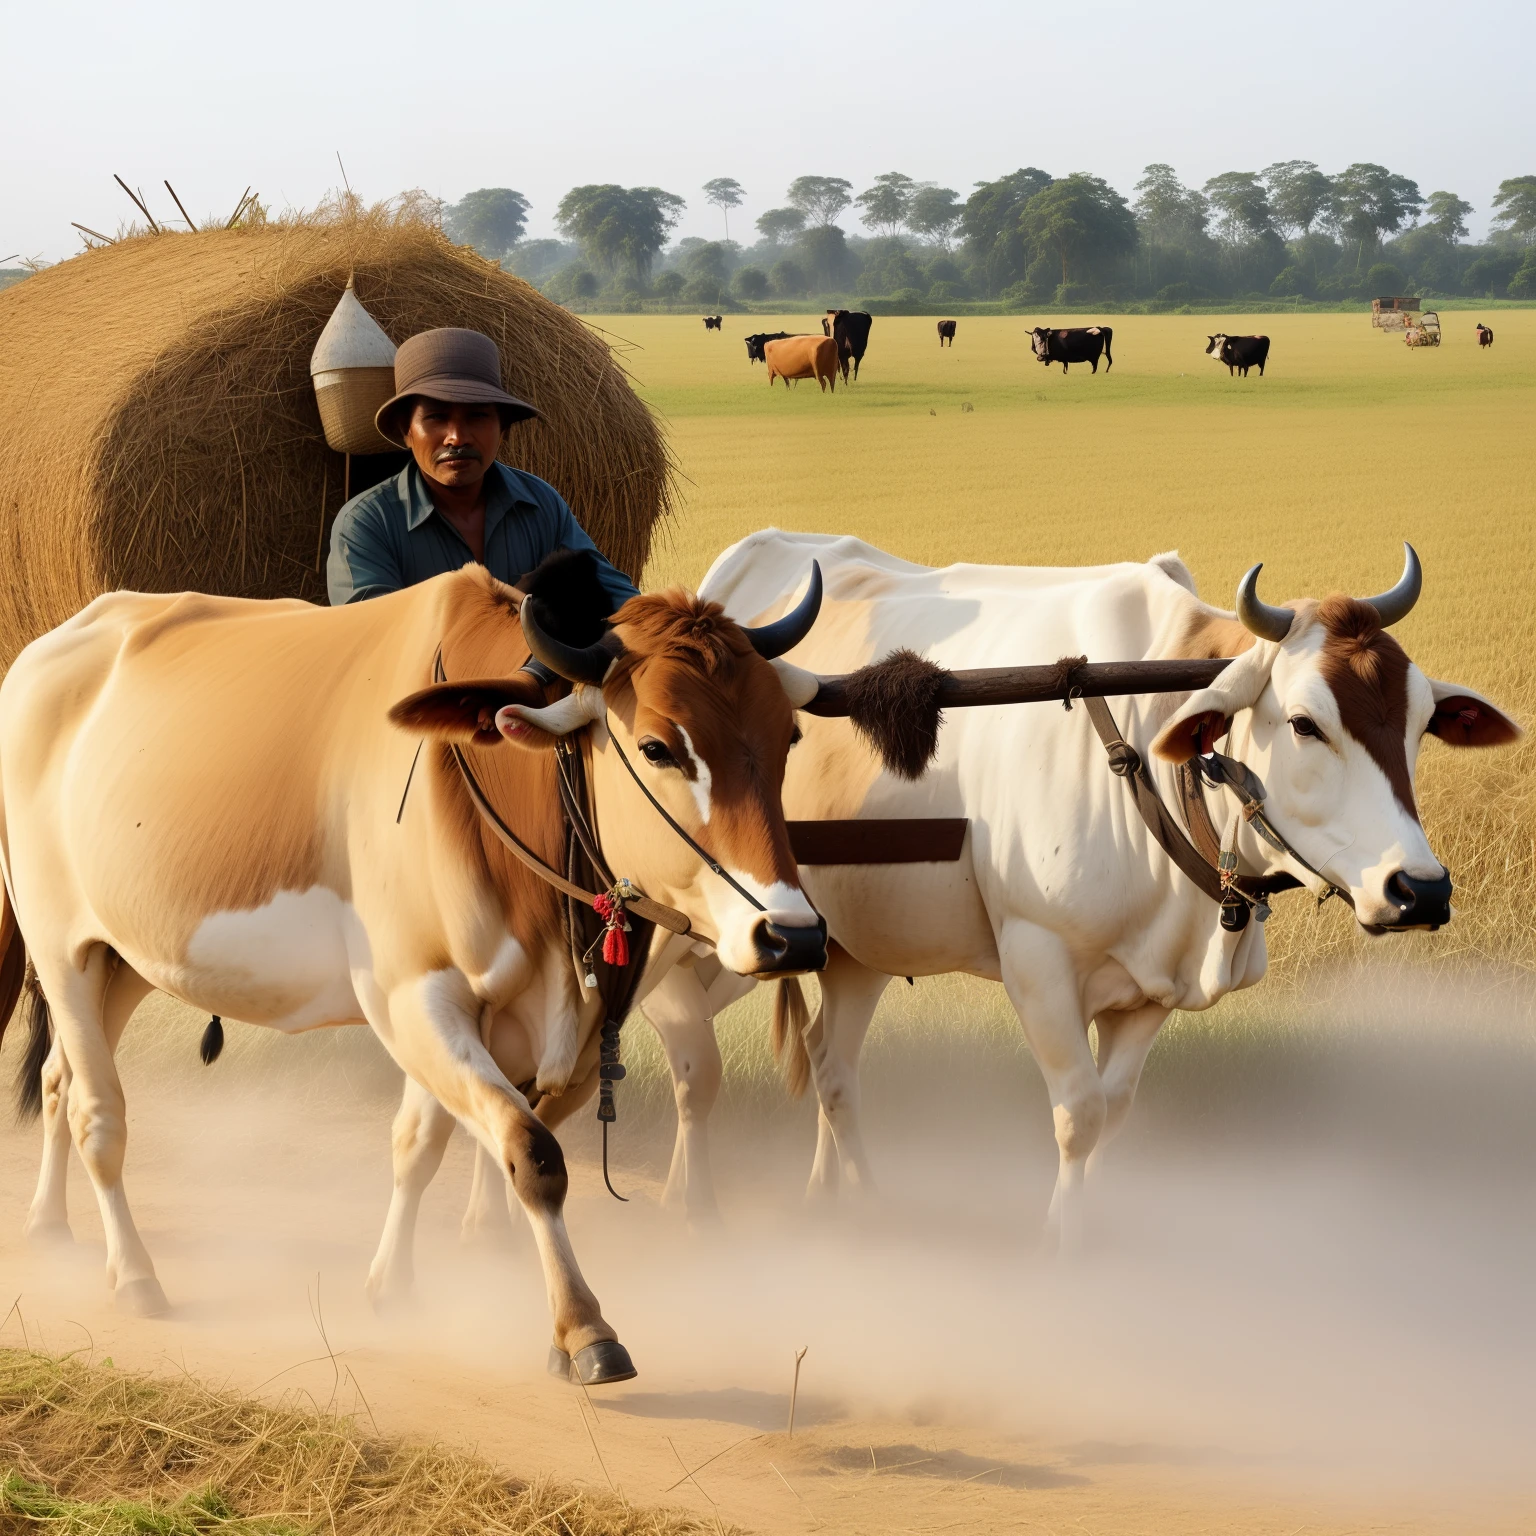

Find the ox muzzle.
xmin=748 ymin=913 xmax=829 ymax=976
xmin=1376 ymin=868 xmax=1453 ymax=933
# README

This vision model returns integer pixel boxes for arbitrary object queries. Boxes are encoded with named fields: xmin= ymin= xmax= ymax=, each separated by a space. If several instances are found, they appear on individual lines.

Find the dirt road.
xmin=2 ymin=1002 xmax=1532 ymax=1534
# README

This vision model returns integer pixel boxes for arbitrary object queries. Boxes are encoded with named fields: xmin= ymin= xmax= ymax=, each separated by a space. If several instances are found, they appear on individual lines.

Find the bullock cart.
xmin=1404 ymin=310 xmax=1441 ymax=347
xmin=1371 ymin=295 xmax=1421 ymax=331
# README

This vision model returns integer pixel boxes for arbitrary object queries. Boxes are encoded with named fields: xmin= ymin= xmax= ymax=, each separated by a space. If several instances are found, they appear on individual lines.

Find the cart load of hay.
xmin=0 ymin=212 xmax=674 ymax=671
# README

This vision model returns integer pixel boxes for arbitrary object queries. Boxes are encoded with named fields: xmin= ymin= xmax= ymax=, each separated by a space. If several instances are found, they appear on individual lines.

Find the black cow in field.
xmin=745 ymin=331 xmax=793 ymax=364
xmin=1476 ymin=323 xmax=1494 ymax=349
xmin=702 ymin=315 xmax=723 ymax=331
xmin=822 ymin=309 xmax=874 ymax=381
xmin=937 ymin=320 xmax=957 ymax=347
xmin=1029 ymin=325 xmax=1112 ymax=374
xmin=1205 ymin=332 xmax=1270 ymax=377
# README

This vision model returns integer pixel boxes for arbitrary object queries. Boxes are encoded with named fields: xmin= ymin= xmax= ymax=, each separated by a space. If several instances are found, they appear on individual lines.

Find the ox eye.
xmin=789 ymin=725 xmax=803 ymax=748
xmin=639 ymin=737 xmax=678 ymax=767
xmin=1289 ymin=715 xmax=1327 ymax=743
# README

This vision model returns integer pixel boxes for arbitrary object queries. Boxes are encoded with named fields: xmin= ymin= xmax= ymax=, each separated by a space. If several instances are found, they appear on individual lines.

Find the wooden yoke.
xmin=803 ymin=657 xmax=1232 ymax=717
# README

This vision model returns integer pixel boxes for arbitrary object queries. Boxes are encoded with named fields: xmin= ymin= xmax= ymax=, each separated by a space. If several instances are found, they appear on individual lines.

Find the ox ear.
xmin=1151 ymin=641 xmax=1279 ymax=764
xmin=495 ymin=685 xmax=607 ymax=751
xmin=389 ymin=678 xmax=544 ymax=743
xmin=1426 ymin=679 xmax=1522 ymax=748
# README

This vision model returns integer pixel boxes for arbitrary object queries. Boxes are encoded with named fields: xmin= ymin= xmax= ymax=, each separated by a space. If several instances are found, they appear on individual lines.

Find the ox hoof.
xmin=115 ymin=1277 xmax=170 ymax=1317
xmin=548 ymin=1340 xmax=637 ymax=1385
xmin=573 ymin=1340 xmax=637 ymax=1385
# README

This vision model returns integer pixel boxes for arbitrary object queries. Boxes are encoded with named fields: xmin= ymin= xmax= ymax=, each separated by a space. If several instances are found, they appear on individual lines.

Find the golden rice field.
xmin=593 ymin=309 xmax=1536 ymax=983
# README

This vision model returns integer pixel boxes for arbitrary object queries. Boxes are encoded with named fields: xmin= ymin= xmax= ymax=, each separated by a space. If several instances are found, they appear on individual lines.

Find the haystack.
xmin=0 ymin=209 xmax=674 ymax=670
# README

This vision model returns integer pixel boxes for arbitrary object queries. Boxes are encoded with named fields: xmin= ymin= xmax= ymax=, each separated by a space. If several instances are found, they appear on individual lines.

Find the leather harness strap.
xmin=430 ymin=646 xmax=692 ymax=936
xmin=448 ymin=743 xmax=691 ymax=934
xmin=1078 ymin=685 xmax=1363 ymax=926
xmin=1081 ymin=694 xmax=1230 ymax=907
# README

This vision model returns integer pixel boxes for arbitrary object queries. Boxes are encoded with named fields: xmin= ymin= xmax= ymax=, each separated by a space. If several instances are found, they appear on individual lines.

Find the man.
xmin=326 ymin=327 xmax=639 ymax=622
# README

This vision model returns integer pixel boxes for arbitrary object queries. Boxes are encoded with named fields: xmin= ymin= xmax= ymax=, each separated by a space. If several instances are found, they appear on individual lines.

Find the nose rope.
xmin=603 ymin=723 xmax=769 ymax=915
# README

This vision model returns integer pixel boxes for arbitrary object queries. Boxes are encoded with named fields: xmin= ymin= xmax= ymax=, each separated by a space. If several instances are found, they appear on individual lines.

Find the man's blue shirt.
xmin=326 ymin=461 xmax=639 ymax=611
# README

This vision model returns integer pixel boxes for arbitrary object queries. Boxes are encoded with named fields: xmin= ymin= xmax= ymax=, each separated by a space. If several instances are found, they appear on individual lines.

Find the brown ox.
xmin=1476 ymin=323 xmax=1494 ymax=348
xmin=937 ymin=320 xmax=957 ymax=347
xmin=764 ymin=335 xmax=839 ymax=392
xmin=0 ymin=561 xmax=829 ymax=1384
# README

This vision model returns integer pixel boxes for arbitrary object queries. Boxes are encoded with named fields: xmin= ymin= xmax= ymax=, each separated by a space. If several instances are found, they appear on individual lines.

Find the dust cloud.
xmin=2 ymin=967 xmax=1533 ymax=1517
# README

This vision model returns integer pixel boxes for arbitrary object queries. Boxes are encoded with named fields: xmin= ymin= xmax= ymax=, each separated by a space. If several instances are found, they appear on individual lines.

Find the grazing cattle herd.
xmin=712 ymin=308 xmax=1506 ymax=392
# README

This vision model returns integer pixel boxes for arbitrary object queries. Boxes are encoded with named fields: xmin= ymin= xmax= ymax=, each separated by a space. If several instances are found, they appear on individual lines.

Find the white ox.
xmin=619 ymin=530 xmax=1519 ymax=1245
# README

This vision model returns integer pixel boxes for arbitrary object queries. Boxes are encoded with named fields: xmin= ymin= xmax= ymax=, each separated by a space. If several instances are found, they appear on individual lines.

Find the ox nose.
xmin=750 ymin=914 xmax=829 ymax=975
xmin=1385 ymin=868 xmax=1453 ymax=930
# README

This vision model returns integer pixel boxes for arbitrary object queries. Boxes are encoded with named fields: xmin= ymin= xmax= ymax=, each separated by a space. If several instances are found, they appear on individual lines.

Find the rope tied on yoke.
xmin=1052 ymin=654 xmax=1088 ymax=710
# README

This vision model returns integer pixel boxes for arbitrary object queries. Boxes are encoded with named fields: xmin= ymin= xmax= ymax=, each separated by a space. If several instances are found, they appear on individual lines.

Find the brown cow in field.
xmin=1476 ymin=323 xmax=1494 ymax=348
xmin=764 ymin=335 xmax=839 ymax=392
xmin=937 ymin=320 xmax=957 ymax=347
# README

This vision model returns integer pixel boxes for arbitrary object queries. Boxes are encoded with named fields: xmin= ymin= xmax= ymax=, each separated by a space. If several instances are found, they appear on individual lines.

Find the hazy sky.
xmin=6 ymin=0 xmax=1532 ymax=264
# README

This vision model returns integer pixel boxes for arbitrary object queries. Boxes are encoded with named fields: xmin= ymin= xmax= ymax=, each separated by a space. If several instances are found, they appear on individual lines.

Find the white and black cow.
xmin=1030 ymin=326 xmax=1113 ymax=374
xmin=1206 ymin=333 xmax=1270 ymax=377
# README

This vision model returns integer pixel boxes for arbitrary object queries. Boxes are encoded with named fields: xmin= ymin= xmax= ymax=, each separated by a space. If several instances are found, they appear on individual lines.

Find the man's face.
xmin=403 ymin=399 xmax=505 ymax=490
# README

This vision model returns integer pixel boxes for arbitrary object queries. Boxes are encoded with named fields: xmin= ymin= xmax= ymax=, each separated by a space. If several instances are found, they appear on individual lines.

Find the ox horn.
xmin=1360 ymin=542 xmax=1422 ymax=628
xmin=1235 ymin=563 xmax=1295 ymax=643
xmin=740 ymin=562 xmax=824 ymax=660
xmin=519 ymin=595 xmax=623 ymax=685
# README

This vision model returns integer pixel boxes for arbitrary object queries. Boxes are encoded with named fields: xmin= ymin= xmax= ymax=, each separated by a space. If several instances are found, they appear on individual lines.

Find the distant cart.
xmin=1371 ymin=296 xmax=1422 ymax=331
xmin=1404 ymin=310 xmax=1442 ymax=347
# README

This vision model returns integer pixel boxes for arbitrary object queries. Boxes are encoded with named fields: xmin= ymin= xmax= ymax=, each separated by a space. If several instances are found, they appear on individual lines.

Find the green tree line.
xmin=442 ymin=168 xmax=1536 ymax=309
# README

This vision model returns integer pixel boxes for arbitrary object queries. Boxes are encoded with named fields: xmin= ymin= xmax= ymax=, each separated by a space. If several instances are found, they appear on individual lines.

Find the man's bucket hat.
xmin=375 ymin=327 xmax=539 ymax=445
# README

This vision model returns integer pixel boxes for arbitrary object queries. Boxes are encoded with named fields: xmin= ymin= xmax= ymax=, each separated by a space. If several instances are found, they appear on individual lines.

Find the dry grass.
xmin=0 ymin=1348 xmax=727 ymax=1536
xmin=606 ymin=310 xmax=1536 ymax=979
xmin=0 ymin=201 xmax=675 ymax=671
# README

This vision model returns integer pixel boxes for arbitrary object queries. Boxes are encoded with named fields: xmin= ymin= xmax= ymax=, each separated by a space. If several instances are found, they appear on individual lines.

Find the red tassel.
xmin=602 ymin=923 xmax=629 ymax=967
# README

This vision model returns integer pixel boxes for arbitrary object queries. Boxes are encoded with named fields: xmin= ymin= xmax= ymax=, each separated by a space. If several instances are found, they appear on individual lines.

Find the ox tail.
xmin=770 ymin=978 xmax=812 ymax=1100
xmin=15 ymin=967 xmax=51 ymax=1123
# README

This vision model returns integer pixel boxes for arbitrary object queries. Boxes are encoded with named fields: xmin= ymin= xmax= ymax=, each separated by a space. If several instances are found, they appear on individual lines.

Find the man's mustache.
xmin=434 ymin=446 xmax=482 ymax=463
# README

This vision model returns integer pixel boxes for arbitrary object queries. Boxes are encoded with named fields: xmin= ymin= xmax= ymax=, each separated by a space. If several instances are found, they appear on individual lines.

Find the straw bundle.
xmin=0 ymin=206 xmax=675 ymax=671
